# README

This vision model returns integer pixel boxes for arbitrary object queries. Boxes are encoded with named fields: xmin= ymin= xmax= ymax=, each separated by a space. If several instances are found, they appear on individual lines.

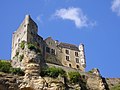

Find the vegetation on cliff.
xmin=111 ymin=84 xmax=120 ymax=90
xmin=0 ymin=60 xmax=24 ymax=75
xmin=40 ymin=67 xmax=66 ymax=78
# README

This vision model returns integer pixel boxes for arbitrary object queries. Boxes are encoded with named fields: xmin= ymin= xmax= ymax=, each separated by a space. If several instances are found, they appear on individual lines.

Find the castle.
xmin=11 ymin=15 xmax=86 ymax=71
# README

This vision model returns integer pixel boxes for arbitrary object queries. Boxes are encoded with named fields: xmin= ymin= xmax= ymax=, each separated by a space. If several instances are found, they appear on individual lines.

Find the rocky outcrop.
xmin=86 ymin=68 xmax=107 ymax=90
xmin=105 ymin=78 xmax=120 ymax=89
xmin=9 ymin=42 xmax=111 ymax=90
xmin=0 ymin=72 xmax=19 ymax=90
xmin=0 ymin=72 xmax=111 ymax=90
xmin=12 ymin=42 xmax=41 ymax=71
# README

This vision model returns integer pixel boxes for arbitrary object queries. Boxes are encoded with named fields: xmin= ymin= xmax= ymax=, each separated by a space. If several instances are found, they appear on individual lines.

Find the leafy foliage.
xmin=0 ymin=60 xmax=24 ymax=75
xmin=10 ymin=68 xmax=24 ymax=76
xmin=0 ymin=60 xmax=11 ymax=73
xmin=40 ymin=67 xmax=66 ymax=78
xmin=87 ymin=70 xmax=93 ymax=74
xmin=28 ymin=43 xmax=36 ymax=50
xmin=20 ymin=41 xmax=25 ymax=50
xmin=68 ymin=71 xmax=81 ymax=83
xmin=27 ymin=43 xmax=41 ymax=53
xmin=19 ymin=54 xmax=24 ymax=62
xmin=15 ymin=52 xmax=19 ymax=56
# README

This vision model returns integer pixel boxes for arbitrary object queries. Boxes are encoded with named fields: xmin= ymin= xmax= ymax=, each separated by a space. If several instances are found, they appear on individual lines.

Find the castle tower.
xmin=11 ymin=15 xmax=38 ymax=59
xmin=79 ymin=44 xmax=86 ymax=70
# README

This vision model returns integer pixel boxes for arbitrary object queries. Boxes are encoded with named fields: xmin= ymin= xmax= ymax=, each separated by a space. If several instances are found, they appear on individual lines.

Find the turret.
xmin=11 ymin=15 xmax=38 ymax=59
xmin=79 ymin=44 xmax=86 ymax=68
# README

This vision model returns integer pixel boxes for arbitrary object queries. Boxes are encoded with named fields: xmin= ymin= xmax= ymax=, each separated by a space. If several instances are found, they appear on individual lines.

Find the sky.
xmin=0 ymin=0 xmax=120 ymax=77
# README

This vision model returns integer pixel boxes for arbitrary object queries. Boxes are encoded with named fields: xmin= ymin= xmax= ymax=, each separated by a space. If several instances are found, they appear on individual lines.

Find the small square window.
xmin=65 ymin=50 xmax=69 ymax=54
xmin=46 ymin=47 xmax=50 ymax=53
xmin=24 ymin=31 xmax=26 ymax=34
xmin=76 ymin=65 xmax=79 ymax=68
xmin=75 ymin=52 xmax=79 ymax=57
xmin=69 ymin=64 xmax=72 ymax=67
xmin=51 ymin=49 xmax=55 ymax=55
xmin=66 ymin=56 xmax=69 ymax=61
xmin=76 ymin=58 xmax=79 ymax=63
xmin=18 ymin=38 xmax=20 ymax=42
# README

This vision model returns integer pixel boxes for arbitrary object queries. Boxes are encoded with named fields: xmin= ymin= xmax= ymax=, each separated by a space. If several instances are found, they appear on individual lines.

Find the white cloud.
xmin=111 ymin=0 xmax=120 ymax=16
xmin=53 ymin=7 xmax=96 ymax=28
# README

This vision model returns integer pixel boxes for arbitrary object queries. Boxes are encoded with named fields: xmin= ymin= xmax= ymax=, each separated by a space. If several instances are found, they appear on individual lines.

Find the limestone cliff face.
xmin=8 ymin=42 xmax=113 ymax=90
xmin=105 ymin=78 xmax=120 ymax=89
xmin=0 ymin=72 xmax=109 ymax=90
xmin=0 ymin=67 xmax=112 ymax=90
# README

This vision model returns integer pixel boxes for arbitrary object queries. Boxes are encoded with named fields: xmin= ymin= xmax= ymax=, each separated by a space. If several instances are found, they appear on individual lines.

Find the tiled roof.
xmin=59 ymin=42 xmax=79 ymax=51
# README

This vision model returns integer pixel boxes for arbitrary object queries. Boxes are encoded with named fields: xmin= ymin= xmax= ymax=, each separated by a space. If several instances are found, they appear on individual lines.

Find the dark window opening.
xmin=65 ymin=50 xmax=69 ymax=54
xmin=46 ymin=47 xmax=50 ymax=53
xmin=75 ymin=52 xmax=79 ymax=57
xmin=24 ymin=31 xmax=26 ymax=34
xmin=51 ymin=49 xmax=55 ymax=55
xmin=66 ymin=56 xmax=69 ymax=61
xmin=18 ymin=38 xmax=20 ymax=42
xmin=69 ymin=64 xmax=72 ymax=67
xmin=76 ymin=65 xmax=79 ymax=68
xmin=31 ymin=32 xmax=33 ymax=35
xmin=76 ymin=58 xmax=79 ymax=63
xmin=37 ymin=43 xmax=40 ymax=47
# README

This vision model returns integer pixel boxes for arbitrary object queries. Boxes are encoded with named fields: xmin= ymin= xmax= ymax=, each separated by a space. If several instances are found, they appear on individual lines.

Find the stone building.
xmin=11 ymin=15 xmax=86 ymax=71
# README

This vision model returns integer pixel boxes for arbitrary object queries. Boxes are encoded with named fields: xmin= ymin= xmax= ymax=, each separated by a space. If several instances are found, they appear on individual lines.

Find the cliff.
xmin=0 ymin=43 xmax=119 ymax=90
xmin=0 ymin=71 xmax=110 ymax=90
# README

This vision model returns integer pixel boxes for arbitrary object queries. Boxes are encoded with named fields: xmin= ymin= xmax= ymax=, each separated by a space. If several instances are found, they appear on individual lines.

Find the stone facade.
xmin=11 ymin=15 xmax=86 ymax=71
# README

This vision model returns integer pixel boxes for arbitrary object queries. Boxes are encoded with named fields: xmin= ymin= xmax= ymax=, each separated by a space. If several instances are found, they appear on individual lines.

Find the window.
xmin=31 ymin=32 xmax=33 ymax=35
xmin=51 ymin=49 xmax=55 ymax=55
xmin=37 ymin=43 xmax=40 ymax=47
xmin=46 ymin=47 xmax=50 ymax=53
xmin=75 ymin=52 xmax=78 ymax=57
xmin=15 ymin=43 xmax=17 ymax=47
xmin=66 ymin=56 xmax=69 ymax=61
xmin=65 ymin=50 xmax=69 ymax=54
xmin=76 ymin=65 xmax=79 ymax=68
xmin=18 ymin=38 xmax=20 ymax=42
xmin=76 ymin=58 xmax=79 ymax=63
xmin=24 ymin=31 xmax=26 ymax=34
xmin=69 ymin=64 xmax=72 ymax=67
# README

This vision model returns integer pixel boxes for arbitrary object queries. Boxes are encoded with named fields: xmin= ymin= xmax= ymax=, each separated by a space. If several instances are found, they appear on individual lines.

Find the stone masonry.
xmin=11 ymin=15 xmax=86 ymax=71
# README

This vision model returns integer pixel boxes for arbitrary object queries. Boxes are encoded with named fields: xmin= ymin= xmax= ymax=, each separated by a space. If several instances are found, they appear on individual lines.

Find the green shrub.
xmin=20 ymin=41 xmax=25 ymax=49
xmin=36 ymin=48 xmax=41 ymax=53
xmin=27 ymin=43 xmax=41 ymax=53
xmin=0 ymin=60 xmax=24 ymax=75
xmin=0 ymin=60 xmax=11 ymax=73
xmin=19 ymin=54 xmax=24 ymax=62
xmin=10 ymin=68 xmax=24 ymax=76
xmin=28 ymin=43 xmax=36 ymax=50
xmin=40 ymin=67 xmax=66 ymax=78
xmin=57 ymin=68 xmax=66 ymax=77
xmin=88 ymin=70 xmax=93 ymax=74
xmin=68 ymin=71 xmax=81 ymax=83
xmin=15 ymin=52 xmax=19 ymax=56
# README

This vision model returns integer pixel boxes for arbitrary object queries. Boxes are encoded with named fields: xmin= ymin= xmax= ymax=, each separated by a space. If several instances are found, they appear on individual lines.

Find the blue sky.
xmin=0 ymin=0 xmax=120 ymax=77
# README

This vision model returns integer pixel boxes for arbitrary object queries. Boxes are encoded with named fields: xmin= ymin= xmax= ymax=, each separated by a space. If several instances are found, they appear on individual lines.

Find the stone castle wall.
xmin=11 ymin=15 xmax=86 ymax=72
